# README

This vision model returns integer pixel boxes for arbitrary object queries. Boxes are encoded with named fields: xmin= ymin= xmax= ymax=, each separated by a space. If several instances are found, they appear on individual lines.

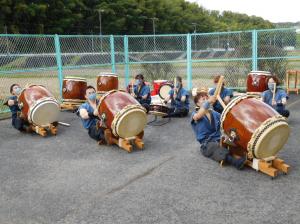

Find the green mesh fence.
xmin=257 ymin=29 xmax=300 ymax=82
xmin=191 ymin=31 xmax=253 ymax=89
xmin=0 ymin=35 xmax=58 ymax=114
xmin=1 ymin=28 xmax=300 ymax=114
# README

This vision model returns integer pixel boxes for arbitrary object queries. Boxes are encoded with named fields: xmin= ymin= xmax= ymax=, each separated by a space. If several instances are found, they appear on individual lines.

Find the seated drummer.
xmin=163 ymin=76 xmax=190 ymax=117
xmin=131 ymin=74 xmax=151 ymax=112
xmin=6 ymin=84 xmax=28 ymax=132
xmin=79 ymin=85 xmax=108 ymax=144
xmin=208 ymin=75 xmax=233 ymax=113
xmin=191 ymin=91 xmax=246 ymax=170
xmin=261 ymin=76 xmax=289 ymax=118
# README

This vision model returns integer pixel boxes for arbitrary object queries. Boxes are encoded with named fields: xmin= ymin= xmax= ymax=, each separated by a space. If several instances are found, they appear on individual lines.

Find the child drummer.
xmin=261 ymin=76 xmax=289 ymax=118
xmin=163 ymin=76 xmax=190 ymax=117
xmin=131 ymin=74 xmax=151 ymax=113
xmin=5 ymin=84 xmax=28 ymax=132
xmin=191 ymin=91 xmax=246 ymax=169
xmin=78 ymin=85 xmax=110 ymax=144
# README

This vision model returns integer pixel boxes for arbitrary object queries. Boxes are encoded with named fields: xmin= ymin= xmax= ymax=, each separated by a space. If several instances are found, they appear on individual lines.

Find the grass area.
xmin=68 ymin=56 xmax=81 ymax=66
xmin=0 ymin=57 xmax=27 ymax=70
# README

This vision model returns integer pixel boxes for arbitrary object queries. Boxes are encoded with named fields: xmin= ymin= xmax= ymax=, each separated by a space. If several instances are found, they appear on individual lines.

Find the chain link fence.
xmin=1 ymin=28 xmax=300 ymax=114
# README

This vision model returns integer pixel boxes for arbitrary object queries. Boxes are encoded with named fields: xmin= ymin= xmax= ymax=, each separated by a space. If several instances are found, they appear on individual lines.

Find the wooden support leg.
xmin=49 ymin=124 xmax=58 ymax=135
xmin=118 ymin=138 xmax=132 ymax=153
xmin=32 ymin=125 xmax=47 ymax=137
xmin=134 ymin=138 xmax=144 ymax=149
xmin=134 ymin=131 xmax=144 ymax=149
xmin=104 ymin=129 xmax=119 ymax=145
xmin=258 ymin=160 xmax=278 ymax=178
xmin=272 ymin=158 xmax=290 ymax=174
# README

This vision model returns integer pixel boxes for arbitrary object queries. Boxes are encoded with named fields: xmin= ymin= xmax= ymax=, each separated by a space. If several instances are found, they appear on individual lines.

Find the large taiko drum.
xmin=158 ymin=82 xmax=173 ymax=100
xmin=98 ymin=90 xmax=147 ymax=138
xmin=221 ymin=94 xmax=290 ymax=159
xmin=18 ymin=85 xmax=60 ymax=127
xmin=97 ymin=73 xmax=118 ymax=94
xmin=62 ymin=77 xmax=87 ymax=102
xmin=246 ymin=71 xmax=273 ymax=93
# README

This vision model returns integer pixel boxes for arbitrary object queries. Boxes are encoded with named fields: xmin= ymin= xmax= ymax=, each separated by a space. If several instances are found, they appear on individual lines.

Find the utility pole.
xmin=4 ymin=25 xmax=10 ymax=54
xmin=98 ymin=9 xmax=105 ymax=52
xmin=191 ymin=23 xmax=197 ymax=51
xmin=150 ymin=17 xmax=158 ymax=51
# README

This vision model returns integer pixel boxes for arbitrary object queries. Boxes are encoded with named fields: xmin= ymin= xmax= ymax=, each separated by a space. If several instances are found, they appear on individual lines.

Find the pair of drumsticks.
xmin=213 ymin=75 xmax=226 ymax=109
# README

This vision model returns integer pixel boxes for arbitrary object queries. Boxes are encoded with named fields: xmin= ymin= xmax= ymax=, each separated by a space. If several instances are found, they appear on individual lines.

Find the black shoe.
xmin=235 ymin=157 xmax=247 ymax=170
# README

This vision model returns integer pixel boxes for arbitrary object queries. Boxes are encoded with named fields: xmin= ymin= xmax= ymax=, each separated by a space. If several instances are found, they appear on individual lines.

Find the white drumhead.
xmin=159 ymin=84 xmax=172 ymax=100
xmin=30 ymin=99 xmax=60 ymax=127
xmin=253 ymin=122 xmax=290 ymax=159
xmin=64 ymin=76 xmax=87 ymax=82
xmin=249 ymin=71 xmax=272 ymax=75
xmin=115 ymin=108 xmax=147 ymax=138
xmin=154 ymin=79 xmax=167 ymax=83
xmin=97 ymin=73 xmax=117 ymax=78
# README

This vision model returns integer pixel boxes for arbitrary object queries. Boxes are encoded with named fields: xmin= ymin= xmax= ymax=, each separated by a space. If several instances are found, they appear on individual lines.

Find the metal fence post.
xmin=110 ymin=35 xmax=116 ymax=73
xmin=186 ymin=33 xmax=192 ymax=90
xmin=54 ymin=34 xmax=63 ymax=99
xmin=124 ymin=35 xmax=129 ymax=87
xmin=252 ymin=30 xmax=258 ymax=71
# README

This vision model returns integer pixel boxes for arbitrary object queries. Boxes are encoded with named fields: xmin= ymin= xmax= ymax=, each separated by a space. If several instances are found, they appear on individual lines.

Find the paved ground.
xmin=0 ymin=95 xmax=300 ymax=224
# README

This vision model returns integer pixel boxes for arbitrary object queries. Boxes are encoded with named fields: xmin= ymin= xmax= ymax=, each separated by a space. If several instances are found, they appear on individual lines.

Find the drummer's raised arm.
xmin=79 ymin=108 xmax=89 ymax=119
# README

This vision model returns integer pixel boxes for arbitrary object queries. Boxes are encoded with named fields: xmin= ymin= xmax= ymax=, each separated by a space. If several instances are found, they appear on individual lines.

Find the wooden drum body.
xmin=98 ymin=90 xmax=147 ymax=138
xmin=18 ymin=85 xmax=60 ymax=127
xmin=62 ymin=77 xmax=87 ymax=102
xmin=221 ymin=95 xmax=290 ymax=159
xmin=246 ymin=71 xmax=273 ymax=93
xmin=97 ymin=73 xmax=118 ymax=94
xmin=149 ymin=104 xmax=169 ymax=116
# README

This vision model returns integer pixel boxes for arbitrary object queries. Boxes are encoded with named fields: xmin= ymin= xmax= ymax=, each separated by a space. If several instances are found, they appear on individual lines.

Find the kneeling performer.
xmin=191 ymin=91 xmax=246 ymax=170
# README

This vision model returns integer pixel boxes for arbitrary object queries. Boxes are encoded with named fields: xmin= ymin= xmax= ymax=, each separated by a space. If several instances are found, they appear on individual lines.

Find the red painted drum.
xmin=246 ymin=71 xmax=273 ymax=94
xmin=220 ymin=94 xmax=290 ymax=159
xmin=98 ymin=90 xmax=147 ymax=138
xmin=18 ymin=85 xmax=60 ymax=127
xmin=97 ymin=73 xmax=118 ymax=94
xmin=62 ymin=77 xmax=87 ymax=102
xmin=152 ymin=80 xmax=168 ymax=95
xmin=158 ymin=82 xmax=173 ymax=100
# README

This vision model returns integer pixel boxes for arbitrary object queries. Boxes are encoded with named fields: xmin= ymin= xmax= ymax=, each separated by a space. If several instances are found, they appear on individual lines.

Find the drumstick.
xmin=217 ymin=95 xmax=226 ymax=108
xmin=213 ymin=75 xmax=224 ymax=97
xmin=213 ymin=75 xmax=226 ymax=109
xmin=174 ymin=77 xmax=177 ymax=94
xmin=58 ymin=121 xmax=70 ymax=127
xmin=272 ymin=83 xmax=277 ymax=102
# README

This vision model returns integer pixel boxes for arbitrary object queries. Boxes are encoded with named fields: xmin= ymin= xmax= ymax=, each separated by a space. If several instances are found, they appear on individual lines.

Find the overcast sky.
xmin=187 ymin=0 xmax=299 ymax=23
